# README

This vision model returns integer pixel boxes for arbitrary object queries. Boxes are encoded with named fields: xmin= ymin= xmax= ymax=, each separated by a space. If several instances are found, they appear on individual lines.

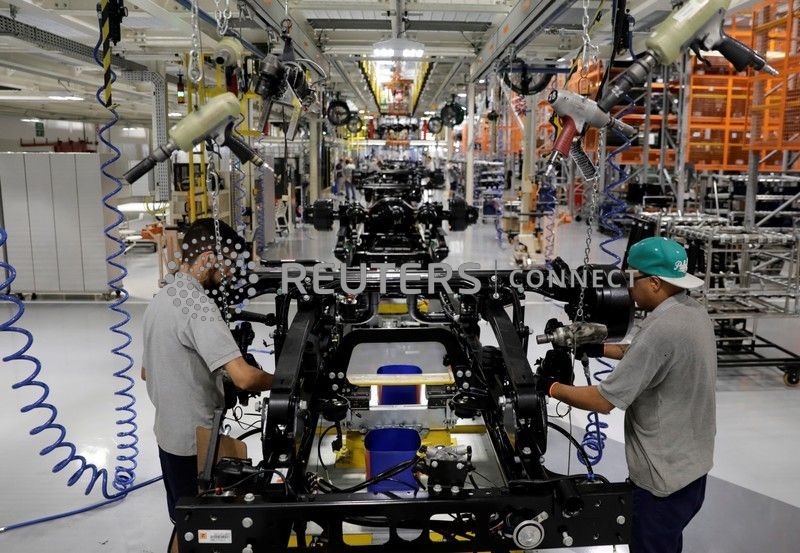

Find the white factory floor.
xmin=1 ymin=215 xmax=800 ymax=553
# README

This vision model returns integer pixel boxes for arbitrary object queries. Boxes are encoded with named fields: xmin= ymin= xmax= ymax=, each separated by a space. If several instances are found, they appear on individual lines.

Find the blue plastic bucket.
xmin=364 ymin=428 xmax=420 ymax=493
xmin=377 ymin=364 xmax=422 ymax=405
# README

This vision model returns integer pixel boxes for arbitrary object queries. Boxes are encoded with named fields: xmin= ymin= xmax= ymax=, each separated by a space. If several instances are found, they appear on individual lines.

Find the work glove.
xmin=575 ymin=343 xmax=605 ymax=359
xmin=536 ymin=373 xmax=559 ymax=397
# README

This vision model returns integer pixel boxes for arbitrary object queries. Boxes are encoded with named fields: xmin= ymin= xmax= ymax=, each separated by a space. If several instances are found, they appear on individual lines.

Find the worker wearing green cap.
xmin=544 ymin=237 xmax=716 ymax=553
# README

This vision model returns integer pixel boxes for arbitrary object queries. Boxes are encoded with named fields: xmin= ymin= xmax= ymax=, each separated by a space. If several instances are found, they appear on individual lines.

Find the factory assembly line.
xmin=178 ymin=260 xmax=633 ymax=552
xmin=0 ymin=0 xmax=798 ymax=552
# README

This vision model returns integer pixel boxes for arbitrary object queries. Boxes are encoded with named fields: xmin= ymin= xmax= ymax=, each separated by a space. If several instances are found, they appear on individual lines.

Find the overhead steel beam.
xmin=0 ymin=59 xmax=152 ymax=99
xmin=424 ymin=60 xmax=463 ymax=111
xmin=469 ymin=0 xmax=576 ymax=82
xmin=291 ymin=1 xmax=510 ymax=13
xmin=0 ymin=14 xmax=147 ymax=72
xmin=328 ymin=53 xmax=465 ymax=63
xmin=308 ymin=19 xmax=490 ymax=32
xmin=308 ymin=19 xmax=392 ymax=30
xmin=330 ymin=58 xmax=377 ymax=112
xmin=130 ymin=0 xmax=201 ymax=37
xmin=1 ymin=0 xmax=97 ymax=38
xmin=406 ymin=20 xmax=490 ymax=32
xmin=325 ymin=45 xmax=476 ymax=57
xmin=237 ymin=0 xmax=329 ymax=77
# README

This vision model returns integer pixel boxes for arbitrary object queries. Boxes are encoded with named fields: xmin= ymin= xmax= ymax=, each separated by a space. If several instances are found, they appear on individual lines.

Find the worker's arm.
xmin=550 ymin=383 xmax=615 ymax=415
xmin=223 ymin=356 xmax=273 ymax=392
xmin=602 ymin=343 xmax=629 ymax=360
xmin=141 ymin=367 xmax=146 ymax=381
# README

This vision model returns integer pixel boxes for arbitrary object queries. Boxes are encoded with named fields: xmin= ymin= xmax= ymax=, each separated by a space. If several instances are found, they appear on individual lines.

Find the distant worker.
xmin=333 ymin=159 xmax=343 ymax=196
xmin=344 ymin=157 xmax=357 ymax=202
xmin=447 ymin=163 xmax=461 ymax=196
xmin=539 ymin=237 xmax=716 ymax=553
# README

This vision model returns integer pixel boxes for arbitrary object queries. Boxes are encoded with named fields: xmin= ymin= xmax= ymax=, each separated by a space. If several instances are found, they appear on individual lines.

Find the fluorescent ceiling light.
xmin=424 ymin=111 xmax=436 ymax=115
xmin=118 ymin=202 xmax=168 ymax=213
xmin=48 ymin=95 xmax=84 ymax=101
xmin=478 ymin=79 xmax=486 ymax=84
xmin=168 ymin=112 xmax=183 ymax=117
xmin=372 ymin=37 xmax=425 ymax=59
xmin=457 ymin=93 xmax=467 ymax=98
xmin=0 ymin=95 xmax=51 ymax=101
xmin=20 ymin=118 xmax=42 ymax=123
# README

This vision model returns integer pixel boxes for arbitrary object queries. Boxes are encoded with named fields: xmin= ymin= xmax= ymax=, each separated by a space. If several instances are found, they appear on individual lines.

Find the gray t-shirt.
xmin=598 ymin=293 xmax=716 ymax=497
xmin=142 ymin=273 xmax=241 ymax=456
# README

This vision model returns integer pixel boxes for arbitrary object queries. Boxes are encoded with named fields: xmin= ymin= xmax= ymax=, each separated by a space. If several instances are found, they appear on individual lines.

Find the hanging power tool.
xmin=214 ymin=37 xmax=245 ymax=67
xmin=253 ymin=19 xmax=317 ymax=137
xmin=543 ymin=0 xmax=777 ymax=178
xmin=535 ymin=321 xmax=609 ymax=348
xmin=543 ymin=90 xmax=637 ymax=178
xmin=214 ymin=37 xmax=246 ymax=94
xmin=598 ymin=0 xmax=778 ymax=112
xmin=124 ymin=93 xmax=264 ymax=185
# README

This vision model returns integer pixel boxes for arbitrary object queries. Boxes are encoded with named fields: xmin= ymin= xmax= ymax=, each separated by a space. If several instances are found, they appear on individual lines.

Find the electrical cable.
xmin=0 ymin=18 xmax=156 ymax=534
xmin=317 ymin=424 xmax=337 ymax=477
xmin=546 ymin=422 xmax=595 ymax=480
xmin=199 ymin=469 xmax=291 ymax=496
xmin=314 ymin=456 xmax=421 ymax=494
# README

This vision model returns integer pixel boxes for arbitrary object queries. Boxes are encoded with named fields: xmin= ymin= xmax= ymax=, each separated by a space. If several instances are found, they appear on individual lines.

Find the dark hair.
xmin=181 ymin=218 xmax=246 ymax=265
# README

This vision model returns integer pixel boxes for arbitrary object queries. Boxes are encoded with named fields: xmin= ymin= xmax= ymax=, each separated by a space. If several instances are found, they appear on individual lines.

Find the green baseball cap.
xmin=627 ymin=237 xmax=704 ymax=289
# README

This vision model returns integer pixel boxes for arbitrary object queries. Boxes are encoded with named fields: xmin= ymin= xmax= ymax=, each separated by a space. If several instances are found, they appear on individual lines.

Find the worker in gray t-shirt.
xmin=141 ymin=218 xmax=272 ymax=532
xmin=541 ymin=237 xmax=716 ymax=553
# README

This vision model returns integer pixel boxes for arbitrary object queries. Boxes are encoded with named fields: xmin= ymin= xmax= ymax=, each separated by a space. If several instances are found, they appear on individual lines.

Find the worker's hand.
xmin=575 ymin=343 xmax=604 ymax=359
xmin=535 ymin=349 xmax=574 ymax=396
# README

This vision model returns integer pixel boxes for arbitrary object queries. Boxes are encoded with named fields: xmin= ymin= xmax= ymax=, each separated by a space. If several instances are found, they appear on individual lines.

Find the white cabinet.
xmin=0 ymin=153 xmax=114 ymax=294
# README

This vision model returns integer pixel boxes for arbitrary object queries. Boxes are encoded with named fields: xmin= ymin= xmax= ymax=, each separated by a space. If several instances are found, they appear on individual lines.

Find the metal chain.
xmin=214 ymin=0 xmax=231 ymax=36
xmin=581 ymin=0 xmax=591 ymax=67
xmin=578 ymin=0 xmax=600 ymax=95
xmin=189 ymin=0 xmax=203 ymax=84
xmin=575 ymin=0 xmax=600 ymax=319
xmin=208 ymin=154 xmax=230 ymax=322
xmin=575 ymin=129 xmax=604 ymax=322
xmin=580 ymin=0 xmax=600 ymax=64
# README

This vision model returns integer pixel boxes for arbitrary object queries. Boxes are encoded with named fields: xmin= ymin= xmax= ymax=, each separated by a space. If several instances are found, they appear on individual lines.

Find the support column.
xmin=445 ymin=127 xmax=454 ymax=195
xmin=521 ymin=94 xmax=537 ymax=225
xmin=309 ymin=120 xmax=320 ymax=202
xmin=675 ymin=51 xmax=691 ymax=213
xmin=465 ymin=81 xmax=475 ymax=202
xmin=745 ymin=8 xmax=768 ymax=231
xmin=642 ymin=76 xmax=652 ymax=177
xmin=658 ymin=65 xmax=670 ymax=192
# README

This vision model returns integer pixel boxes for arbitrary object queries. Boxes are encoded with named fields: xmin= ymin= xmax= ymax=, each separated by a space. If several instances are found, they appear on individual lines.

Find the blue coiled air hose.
xmin=0 ymin=35 xmax=163 ymax=534
xmin=0 ymin=225 xmax=162 ymax=533
xmin=578 ymin=99 xmax=636 ymax=468
xmin=93 ymin=30 xmax=140 ymax=495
